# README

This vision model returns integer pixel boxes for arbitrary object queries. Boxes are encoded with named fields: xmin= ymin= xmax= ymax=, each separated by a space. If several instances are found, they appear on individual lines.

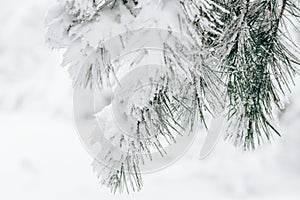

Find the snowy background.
xmin=1 ymin=0 xmax=300 ymax=199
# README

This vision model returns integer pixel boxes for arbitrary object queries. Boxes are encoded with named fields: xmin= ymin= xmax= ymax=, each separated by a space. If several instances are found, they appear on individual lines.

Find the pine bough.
xmin=46 ymin=0 xmax=300 ymax=193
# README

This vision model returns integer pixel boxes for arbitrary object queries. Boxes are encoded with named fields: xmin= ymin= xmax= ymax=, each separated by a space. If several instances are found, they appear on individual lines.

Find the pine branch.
xmin=213 ymin=0 xmax=299 ymax=150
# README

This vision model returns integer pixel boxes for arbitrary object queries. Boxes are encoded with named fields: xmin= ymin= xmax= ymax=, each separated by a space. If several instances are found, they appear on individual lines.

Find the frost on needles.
xmin=46 ymin=0 xmax=300 ymax=193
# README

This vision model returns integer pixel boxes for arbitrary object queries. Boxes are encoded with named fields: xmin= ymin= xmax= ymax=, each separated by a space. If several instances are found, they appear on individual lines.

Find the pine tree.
xmin=46 ymin=0 xmax=300 ymax=193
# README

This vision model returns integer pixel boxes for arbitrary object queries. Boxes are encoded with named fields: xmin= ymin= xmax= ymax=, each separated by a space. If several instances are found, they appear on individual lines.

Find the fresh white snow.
xmin=0 ymin=0 xmax=300 ymax=199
